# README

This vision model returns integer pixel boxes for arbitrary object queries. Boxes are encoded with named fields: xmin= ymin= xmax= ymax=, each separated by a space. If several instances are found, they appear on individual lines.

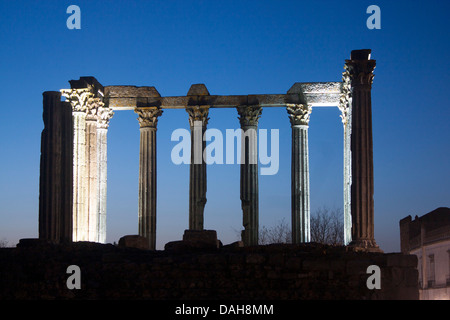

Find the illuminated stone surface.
xmin=287 ymin=104 xmax=312 ymax=244
xmin=97 ymin=106 xmax=114 ymax=243
xmin=61 ymin=82 xmax=108 ymax=243
xmin=339 ymin=66 xmax=352 ymax=245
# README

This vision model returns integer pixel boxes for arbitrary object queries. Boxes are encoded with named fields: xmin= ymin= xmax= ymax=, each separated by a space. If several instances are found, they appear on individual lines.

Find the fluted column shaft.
xmin=186 ymin=106 xmax=209 ymax=230
xmin=39 ymin=91 xmax=73 ymax=243
xmin=85 ymin=113 xmax=98 ymax=242
xmin=346 ymin=50 xmax=380 ymax=251
xmin=343 ymin=118 xmax=352 ymax=245
xmin=136 ymin=108 xmax=162 ymax=249
xmin=97 ymin=107 xmax=114 ymax=243
xmin=340 ymin=68 xmax=352 ymax=245
xmin=61 ymin=88 xmax=104 ymax=242
xmin=72 ymin=109 xmax=87 ymax=241
xmin=237 ymin=106 xmax=262 ymax=246
xmin=287 ymin=104 xmax=311 ymax=244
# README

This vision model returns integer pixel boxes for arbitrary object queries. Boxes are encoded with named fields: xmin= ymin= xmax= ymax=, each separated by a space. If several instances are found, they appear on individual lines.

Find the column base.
xmin=164 ymin=230 xmax=221 ymax=252
xmin=347 ymin=239 xmax=383 ymax=253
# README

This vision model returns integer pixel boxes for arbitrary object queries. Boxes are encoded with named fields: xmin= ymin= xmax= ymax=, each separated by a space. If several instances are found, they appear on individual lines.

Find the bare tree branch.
xmin=258 ymin=207 xmax=344 ymax=245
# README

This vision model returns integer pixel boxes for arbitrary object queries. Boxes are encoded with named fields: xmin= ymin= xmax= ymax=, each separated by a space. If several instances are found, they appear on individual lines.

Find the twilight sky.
xmin=0 ymin=0 xmax=449 ymax=252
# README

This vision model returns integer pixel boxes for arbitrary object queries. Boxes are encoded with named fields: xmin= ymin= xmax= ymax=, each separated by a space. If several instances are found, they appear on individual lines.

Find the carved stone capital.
xmin=97 ymin=107 xmax=114 ymax=129
xmin=61 ymin=88 xmax=93 ymax=113
xmin=186 ymin=105 xmax=210 ymax=127
xmin=338 ymin=66 xmax=352 ymax=126
xmin=85 ymin=97 xmax=105 ymax=121
xmin=286 ymin=104 xmax=312 ymax=126
xmin=237 ymin=105 xmax=262 ymax=127
xmin=345 ymin=59 xmax=376 ymax=88
xmin=135 ymin=107 xmax=163 ymax=128
xmin=61 ymin=88 xmax=106 ymax=123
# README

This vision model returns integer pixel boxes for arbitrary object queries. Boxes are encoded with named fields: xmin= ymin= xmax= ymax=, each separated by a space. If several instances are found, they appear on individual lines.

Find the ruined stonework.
xmin=38 ymin=91 xmax=73 ymax=243
xmin=0 ymin=242 xmax=418 ymax=300
xmin=38 ymin=50 xmax=381 ymax=254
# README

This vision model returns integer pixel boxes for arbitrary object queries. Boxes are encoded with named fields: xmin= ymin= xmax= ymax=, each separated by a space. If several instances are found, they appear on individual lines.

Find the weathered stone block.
xmin=118 ymin=235 xmax=149 ymax=250
xmin=386 ymin=253 xmax=417 ymax=268
xmin=246 ymin=253 xmax=266 ymax=264
xmin=181 ymin=229 xmax=221 ymax=249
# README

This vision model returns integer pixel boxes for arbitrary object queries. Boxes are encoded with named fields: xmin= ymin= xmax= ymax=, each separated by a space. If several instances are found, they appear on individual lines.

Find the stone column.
xmin=339 ymin=67 xmax=352 ymax=245
xmin=39 ymin=91 xmax=73 ymax=243
xmin=186 ymin=106 xmax=209 ymax=230
xmin=85 ymin=102 xmax=101 ymax=242
xmin=136 ymin=107 xmax=163 ymax=249
xmin=62 ymin=88 xmax=91 ymax=241
xmin=346 ymin=49 xmax=381 ymax=251
xmin=96 ymin=106 xmax=114 ymax=243
xmin=287 ymin=104 xmax=312 ymax=244
xmin=237 ymin=105 xmax=262 ymax=246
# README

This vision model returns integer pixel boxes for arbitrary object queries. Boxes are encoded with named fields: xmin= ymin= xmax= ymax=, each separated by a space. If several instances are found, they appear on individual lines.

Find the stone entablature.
xmin=104 ymin=82 xmax=342 ymax=110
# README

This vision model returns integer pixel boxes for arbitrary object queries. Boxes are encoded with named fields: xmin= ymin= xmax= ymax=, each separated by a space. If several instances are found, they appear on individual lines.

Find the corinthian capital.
xmin=61 ymin=88 xmax=94 ymax=113
xmin=85 ymin=97 xmax=105 ymax=121
xmin=345 ymin=59 xmax=376 ymax=87
xmin=97 ymin=107 xmax=114 ymax=129
xmin=237 ymin=105 xmax=262 ymax=127
xmin=338 ymin=66 xmax=352 ymax=126
xmin=286 ymin=104 xmax=312 ymax=126
xmin=186 ymin=105 xmax=209 ymax=127
xmin=135 ymin=107 xmax=163 ymax=128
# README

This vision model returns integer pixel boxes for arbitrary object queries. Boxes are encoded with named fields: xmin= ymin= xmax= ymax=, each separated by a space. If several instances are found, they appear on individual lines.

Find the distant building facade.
xmin=400 ymin=207 xmax=450 ymax=300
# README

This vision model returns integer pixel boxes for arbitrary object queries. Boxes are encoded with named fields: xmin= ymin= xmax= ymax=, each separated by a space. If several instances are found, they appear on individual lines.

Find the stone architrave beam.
xmin=104 ymin=82 xmax=341 ymax=110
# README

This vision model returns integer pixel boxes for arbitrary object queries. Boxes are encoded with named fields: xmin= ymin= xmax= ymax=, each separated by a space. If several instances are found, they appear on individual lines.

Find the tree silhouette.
xmin=259 ymin=207 xmax=344 ymax=245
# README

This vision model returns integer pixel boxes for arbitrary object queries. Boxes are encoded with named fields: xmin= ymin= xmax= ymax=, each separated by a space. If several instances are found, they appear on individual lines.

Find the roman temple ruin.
xmin=38 ymin=49 xmax=381 ymax=252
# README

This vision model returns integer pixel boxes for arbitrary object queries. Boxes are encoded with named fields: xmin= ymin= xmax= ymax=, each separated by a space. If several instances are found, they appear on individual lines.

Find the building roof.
xmin=400 ymin=207 xmax=450 ymax=251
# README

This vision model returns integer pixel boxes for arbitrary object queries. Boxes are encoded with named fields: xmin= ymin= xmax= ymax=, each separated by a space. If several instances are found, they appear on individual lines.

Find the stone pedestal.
xmin=287 ymin=104 xmax=312 ymax=243
xmin=136 ymin=107 xmax=163 ymax=250
xmin=237 ymin=106 xmax=262 ymax=246
xmin=118 ymin=235 xmax=150 ymax=250
xmin=39 ymin=91 xmax=73 ymax=243
xmin=346 ymin=49 xmax=381 ymax=252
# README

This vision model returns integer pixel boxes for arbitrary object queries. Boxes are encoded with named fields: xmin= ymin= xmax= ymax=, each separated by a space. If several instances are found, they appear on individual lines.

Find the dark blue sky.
xmin=0 ymin=0 xmax=449 ymax=252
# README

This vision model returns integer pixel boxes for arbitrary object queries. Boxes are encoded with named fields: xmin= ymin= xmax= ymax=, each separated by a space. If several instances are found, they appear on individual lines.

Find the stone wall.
xmin=0 ymin=240 xmax=418 ymax=300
